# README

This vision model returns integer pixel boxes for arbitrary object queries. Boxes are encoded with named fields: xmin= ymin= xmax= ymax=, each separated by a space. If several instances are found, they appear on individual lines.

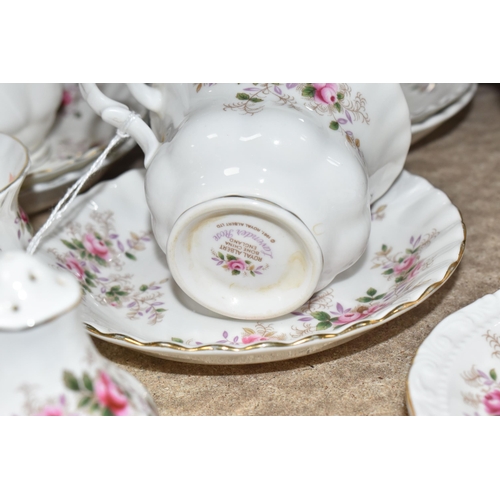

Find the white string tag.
xmin=27 ymin=126 xmax=133 ymax=255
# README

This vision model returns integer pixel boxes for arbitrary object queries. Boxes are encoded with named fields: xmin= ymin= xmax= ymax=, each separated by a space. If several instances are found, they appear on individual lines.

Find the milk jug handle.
xmin=78 ymin=83 xmax=160 ymax=167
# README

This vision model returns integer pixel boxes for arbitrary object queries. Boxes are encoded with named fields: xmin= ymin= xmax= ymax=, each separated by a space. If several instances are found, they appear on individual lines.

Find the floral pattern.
xmin=49 ymin=210 xmax=168 ymax=324
xmin=462 ymin=331 xmax=500 ymax=416
xmin=177 ymin=232 xmax=440 ymax=346
xmin=14 ymin=207 xmax=33 ymax=242
xmin=211 ymin=250 xmax=268 ymax=277
xmin=291 ymin=232 xmax=438 ymax=332
xmin=371 ymin=204 xmax=387 ymax=221
xmin=220 ymin=83 xmax=369 ymax=158
xmin=17 ymin=348 xmax=157 ymax=416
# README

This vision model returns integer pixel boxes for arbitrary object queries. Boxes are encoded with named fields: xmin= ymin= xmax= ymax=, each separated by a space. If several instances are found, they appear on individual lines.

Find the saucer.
xmin=410 ymin=84 xmax=478 ymax=145
xmin=20 ymin=83 xmax=145 ymax=214
xmin=407 ymin=290 xmax=500 ymax=416
xmin=37 ymin=168 xmax=465 ymax=365
xmin=401 ymin=83 xmax=472 ymax=124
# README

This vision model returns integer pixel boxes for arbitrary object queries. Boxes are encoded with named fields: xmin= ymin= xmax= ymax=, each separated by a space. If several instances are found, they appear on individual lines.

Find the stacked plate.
xmin=19 ymin=83 xmax=146 ymax=214
xmin=401 ymin=83 xmax=478 ymax=144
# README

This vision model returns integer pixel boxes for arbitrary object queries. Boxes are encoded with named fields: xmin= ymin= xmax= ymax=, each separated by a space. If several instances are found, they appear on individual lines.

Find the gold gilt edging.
xmin=86 ymin=220 xmax=466 ymax=355
xmin=405 ymin=214 xmax=466 ymax=417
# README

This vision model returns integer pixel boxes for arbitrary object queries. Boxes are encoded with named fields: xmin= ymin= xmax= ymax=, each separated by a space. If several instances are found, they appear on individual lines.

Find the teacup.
xmin=0 ymin=133 xmax=33 ymax=252
xmin=0 ymin=251 xmax=158 ymax=416
xmin=80 ymin=83 xmax=411 ymax=320
xmin=0 ymin=83 xmax=63 ymax=154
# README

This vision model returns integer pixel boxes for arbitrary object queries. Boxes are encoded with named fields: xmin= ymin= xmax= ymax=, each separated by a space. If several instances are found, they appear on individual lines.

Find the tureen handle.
xmin=78 ymin=83 xmax=160 ymax=167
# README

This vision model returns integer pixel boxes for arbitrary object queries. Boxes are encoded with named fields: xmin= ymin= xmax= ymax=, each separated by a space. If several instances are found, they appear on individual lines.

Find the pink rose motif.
xmin=83 ymin=233 xmax=110 ymax=260
xmin=227 ymin=259 xmax=247 ymax=272
xmin=364 ymin=303 xmax=385 ymax=317
xmin=334 ymin=310 xmax=364 ymax=325
xmin=312 ymin=83 xmax=339 ymax=105
xmin=394 ymin=254 xmax=418 ymax=275
xmin=242 ymin=335 xmax=268 ymax=344
xmin=95 ymin=371 xmax=129 ymax=416
xmin=483 ymin=389 xmax=500 ymax=416
xmin=38 ymin=406 xmax=64 ymax=416
xmin=61 ymin=89 xmax=73 ymax=106
xmin=66 ymin=256 xmax=85 ymax=280
xmin=19 ymin=208 xmax=29 ymax=223
xmin=407 ymin=261 xmax=423 ymax=281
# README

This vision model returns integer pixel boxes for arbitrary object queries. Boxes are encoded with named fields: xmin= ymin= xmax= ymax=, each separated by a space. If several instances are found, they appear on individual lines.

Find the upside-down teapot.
xmin=80 ymin=83 xmax=411 ymax=320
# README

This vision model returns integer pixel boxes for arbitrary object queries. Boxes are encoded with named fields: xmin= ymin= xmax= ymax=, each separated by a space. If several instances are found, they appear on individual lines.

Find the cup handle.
xmin=126 ymin=83 xmax=163 ymax=113
xmin=78 ymin=83 xmax=160 ymax=167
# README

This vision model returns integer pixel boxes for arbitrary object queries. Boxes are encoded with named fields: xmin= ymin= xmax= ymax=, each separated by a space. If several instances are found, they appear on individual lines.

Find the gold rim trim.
xmin=85 ymin=218 xmax=466 ymax=356
xmin=406 ymin=379 xmax=416 ymax=416
xmin=405 ymin=212 xmax=466 ymax=416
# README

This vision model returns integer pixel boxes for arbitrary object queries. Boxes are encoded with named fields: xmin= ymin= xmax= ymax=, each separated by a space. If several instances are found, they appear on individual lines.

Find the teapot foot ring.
xmin=166 ymin=196 xmax=323 ymax=320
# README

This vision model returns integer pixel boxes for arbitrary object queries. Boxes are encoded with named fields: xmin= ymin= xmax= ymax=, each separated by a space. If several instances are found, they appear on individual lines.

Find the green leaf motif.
xmin=125 ymin=252 xmax=136 ymax=261
xmin=83 ymin=372 xmax=93 ymax=392
xmin=245 ymin=260 xmax=251 ymax=265
xmin=357 ymin=297 xmax=374 ymax=303
xmin=337 ymin=92 xmax=344 ymax=100
xmin=250 ymin=271 xmax=255 ymax=277
xmin=311 ymin=311 xmax=331 ymax=322
xmin=218 ymin=252 xmax=225 ymax=260
xmin=329 ymin=121 xmax=339 ymax=131
xmin=395 ymin=276 xmax=405 ymax=283
xmin=236 ymin=93 xmax=250 ymax=101
xmin=383 ymin=269 xmax=394 ymax=275
xmin=226 ymin=255 xmax=238 ymax=261
xmin=302 ymin=85 xmax=315 ymax=98
xmin=334 ymin=102 xmax=341 ymax=112
xmin=61 ymin=239 xmax=77 ymax=250
xmin=490 ymin=368 xmax=497 ymax=381
xmin=63 ymin=371 xmax=80 ymax=391
xmin=139 ymin=284 xmax=148 ymax=292
xmin=95 ymin=256 xmax=107 ymax=266
xmin=382 ymin=244 xmax=388 ymax=252
xmin=156 ymin=308 xmax=167 ymax=313
xmin=78 ymin=396 xmax=92 ymax=408
xmin=374 ymin=294 xmax=386 ymax=301
xmin=101 ymin=407 xmax=114 ymax=416
xmin=316 ymin=321 xmax=333 ymax=331
xmin=232 ymin=270 xmax=240 ymax=275
xmin=366 ymin=288 xmax=377 ymax=297
xmin=250 ymin=98 xmax=263 ymax=103
xmin=171 ymin=337 xmax=184 ymax=343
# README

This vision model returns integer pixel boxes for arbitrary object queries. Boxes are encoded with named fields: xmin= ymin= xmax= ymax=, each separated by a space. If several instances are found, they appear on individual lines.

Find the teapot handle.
xmin=78 ymin=83 xmax=160 ymax=167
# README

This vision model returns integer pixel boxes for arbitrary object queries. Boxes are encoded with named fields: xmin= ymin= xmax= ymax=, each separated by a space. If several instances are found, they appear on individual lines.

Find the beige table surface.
xmin=31 ymin=84 xmax=500 ymax=415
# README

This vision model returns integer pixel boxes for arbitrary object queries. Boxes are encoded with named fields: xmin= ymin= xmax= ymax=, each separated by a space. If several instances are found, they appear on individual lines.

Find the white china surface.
xmin=25 ymin=83 xmax=144 ymax=185
xmin=19 ymin=84 xmax=144 ymax=214
xmin=402 ymin=83 xmax=471 ymax=124
xmin=410 ymin=84 xmax=478 ymax=145
xmin=407 ymin=290 xmax=500 ymax=416
xmin=37 ymin=168 xmax=465 ymax=365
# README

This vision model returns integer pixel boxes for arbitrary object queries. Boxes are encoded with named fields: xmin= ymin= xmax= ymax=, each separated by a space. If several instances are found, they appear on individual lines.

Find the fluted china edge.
xmin=37 ymin=168 xmax=465 ymax=364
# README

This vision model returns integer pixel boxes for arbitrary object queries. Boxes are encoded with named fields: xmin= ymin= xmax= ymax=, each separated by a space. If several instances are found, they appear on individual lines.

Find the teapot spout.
xmin=79 ymin=83 xmax=160 ymax=167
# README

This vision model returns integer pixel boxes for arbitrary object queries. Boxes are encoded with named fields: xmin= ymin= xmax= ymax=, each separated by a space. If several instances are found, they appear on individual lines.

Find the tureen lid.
xmin=0 ymin=251 xmax=81 ymax=330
